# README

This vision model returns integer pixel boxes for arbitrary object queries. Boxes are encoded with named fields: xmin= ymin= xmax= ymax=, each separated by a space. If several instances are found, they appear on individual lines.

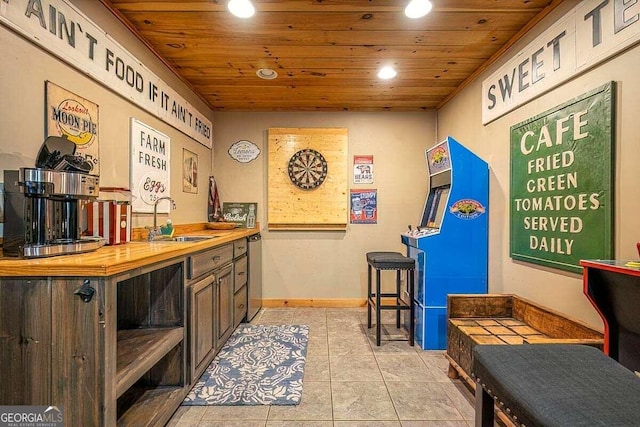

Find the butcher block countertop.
xmin=0 ymin=226 xmax=259 ymax=277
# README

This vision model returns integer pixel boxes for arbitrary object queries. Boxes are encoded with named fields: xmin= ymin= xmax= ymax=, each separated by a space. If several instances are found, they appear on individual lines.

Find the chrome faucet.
xmin=148 ymin=196 xmax=176 ymax=241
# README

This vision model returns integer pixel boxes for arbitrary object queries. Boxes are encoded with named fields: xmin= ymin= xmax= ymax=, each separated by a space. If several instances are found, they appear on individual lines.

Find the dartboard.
xmin=287 ymin=149 xmax=328 ymax=190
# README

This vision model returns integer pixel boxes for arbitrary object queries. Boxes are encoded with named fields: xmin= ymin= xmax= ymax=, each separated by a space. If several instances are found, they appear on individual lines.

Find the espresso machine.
xmin=3 ymin=136 xmax=105 ymax=258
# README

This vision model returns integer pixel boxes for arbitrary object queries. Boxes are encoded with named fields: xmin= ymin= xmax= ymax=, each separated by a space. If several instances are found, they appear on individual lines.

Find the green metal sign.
xmin=510 ymin=82 xmax=615 ymax=273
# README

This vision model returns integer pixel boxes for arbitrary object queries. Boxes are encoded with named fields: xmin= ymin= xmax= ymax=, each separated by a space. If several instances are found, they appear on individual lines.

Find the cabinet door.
xmin=52 ymin=278 xmax=104 ymax=427
xmin=216 ymin=264 xmax=234 ymax=346
xmin=234 ymin=285 xmax=247 ymax=328
xmin=0 ymin=278 xmax=51 ymax=405
xmin=234 ymin=255 xmax=247 ymax=292
xmin=190 ymin=275 xmax=215 ymax=382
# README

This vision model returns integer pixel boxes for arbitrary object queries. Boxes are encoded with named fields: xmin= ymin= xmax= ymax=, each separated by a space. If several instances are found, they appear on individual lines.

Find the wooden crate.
xmin=446 ymin=294 xmax=604 ymax=385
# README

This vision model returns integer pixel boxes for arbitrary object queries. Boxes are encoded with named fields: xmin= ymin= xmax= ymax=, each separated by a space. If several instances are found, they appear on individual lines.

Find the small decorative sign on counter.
xmin=223 ymin=202 xmax=257 ymax=228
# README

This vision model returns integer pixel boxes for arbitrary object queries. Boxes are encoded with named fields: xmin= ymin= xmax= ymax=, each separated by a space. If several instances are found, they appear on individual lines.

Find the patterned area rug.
xmin=183 ymin=324 xmax=309 ymax=406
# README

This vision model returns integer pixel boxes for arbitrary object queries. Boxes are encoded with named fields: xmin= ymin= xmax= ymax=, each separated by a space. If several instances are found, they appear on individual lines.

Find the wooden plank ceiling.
xmin=102 ymin=0 xmax=557 ymax=112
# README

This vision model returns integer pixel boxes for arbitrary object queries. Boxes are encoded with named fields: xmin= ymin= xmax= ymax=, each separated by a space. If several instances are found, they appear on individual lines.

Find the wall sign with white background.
xmin=353 ymin=155 xmax=374 ymax=184
xmin=130 ymin=118 xmax=171 ymax=213
xmin=228 ymin=140 xmax=260 ymax=163
xmin=482 ymin=0 xmax=640 ymax=124
xmin=0 ymin=0 xmax=213 ymax=147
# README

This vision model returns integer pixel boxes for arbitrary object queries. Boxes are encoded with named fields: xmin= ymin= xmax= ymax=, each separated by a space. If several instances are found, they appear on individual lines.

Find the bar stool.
xmin=366 ymin=251 xmax=415 ymax=346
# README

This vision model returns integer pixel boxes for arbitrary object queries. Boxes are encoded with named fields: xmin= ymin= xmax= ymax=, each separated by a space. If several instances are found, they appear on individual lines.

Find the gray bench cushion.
xmin=366 ymin=252 xmax=414 ymax=270
xmin=473 ymin=344 xmax=640 ymax=426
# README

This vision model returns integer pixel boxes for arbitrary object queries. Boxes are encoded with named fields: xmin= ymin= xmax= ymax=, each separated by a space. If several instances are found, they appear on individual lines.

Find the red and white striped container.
xmin=86 ymin=188 xmax=132 ymax=245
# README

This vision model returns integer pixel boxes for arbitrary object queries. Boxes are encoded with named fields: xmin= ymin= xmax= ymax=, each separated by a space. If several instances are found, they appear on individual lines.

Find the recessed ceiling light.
xmin=257 ymin=68 xmax=278 ymax=80
xmin=377 ymin=66 xmax=397 ymax=80
xmin=228 ymin=0 xmax=255 ymax=18
xmin=404 ymin=0 xmax=433 ymax=19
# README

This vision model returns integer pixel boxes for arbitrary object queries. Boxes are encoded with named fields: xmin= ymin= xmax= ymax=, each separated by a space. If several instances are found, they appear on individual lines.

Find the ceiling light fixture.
xmin=377 ymin=66 xmax=397 ymax=80
xmin=404 ymin=0 xmax=433 ymax=19
xmin=227 ymin=0 xmax=255 ymax=18
xmin=257 ymin=68 xmax=278 ymax=80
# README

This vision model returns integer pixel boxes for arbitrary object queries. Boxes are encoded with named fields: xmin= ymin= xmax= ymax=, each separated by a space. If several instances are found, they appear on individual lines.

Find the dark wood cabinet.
xmin=234 ymin=285 xmax=248 ymax=328
xmin=0 ymin=277 xmax=105 ymax=425
xmin=216 ymin=264 xmax=234 ymax=347
xmin=233 ymin=249 xmax=248 ymax=328
xmin=0 ymin=278 xmax=52 ymax=405
xmin=188 ymin=274 xmax=215 ymax=383
xmin=0 ymin=235 xmax=256 ymax=426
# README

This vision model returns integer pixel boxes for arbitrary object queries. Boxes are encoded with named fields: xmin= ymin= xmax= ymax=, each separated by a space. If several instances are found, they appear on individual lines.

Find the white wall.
xmin=213 ymin=112 xmax=436 ymax=300
xmin=437 ymin=0 xmax=640 ymax=329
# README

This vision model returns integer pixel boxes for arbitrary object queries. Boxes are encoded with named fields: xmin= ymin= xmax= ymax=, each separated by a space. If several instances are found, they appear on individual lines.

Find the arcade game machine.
xmin=401 ymin=136 xmax=489 ymax=349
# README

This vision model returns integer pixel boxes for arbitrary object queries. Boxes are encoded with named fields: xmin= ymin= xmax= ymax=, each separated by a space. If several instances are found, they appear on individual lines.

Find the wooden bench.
xmin=446 ymin=294 xmax=603 ymax=387
xmin=473 ymin=344 xmax=640 ymax=427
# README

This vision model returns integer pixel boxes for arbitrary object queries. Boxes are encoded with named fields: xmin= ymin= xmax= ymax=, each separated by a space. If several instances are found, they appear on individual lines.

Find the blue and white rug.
xmin=183 ymin=324 xmax=309 ymax=406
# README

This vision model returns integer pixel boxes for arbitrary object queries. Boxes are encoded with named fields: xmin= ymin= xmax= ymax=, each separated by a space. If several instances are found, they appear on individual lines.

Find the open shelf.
xmin=116 ymin=327 xmax=184 ymax=398
xmin=117 ymin=385 xmax=185 ymax=427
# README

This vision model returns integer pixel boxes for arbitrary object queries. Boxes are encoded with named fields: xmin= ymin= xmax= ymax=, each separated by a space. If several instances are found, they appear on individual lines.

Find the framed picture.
xmin=182 ymin=148 xmax=198 ymax=194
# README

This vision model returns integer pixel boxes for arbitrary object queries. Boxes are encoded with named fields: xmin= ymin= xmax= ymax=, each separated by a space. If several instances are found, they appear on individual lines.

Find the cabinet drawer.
xmin=188 ymin=244 xmax=233 ymax=279
xmin=234 ymin=285 xmax=247 ymax=327
xmin=234 ymin=255 xmax=248 ymax=292
xmin=233 ymin=238 xmax=247 ymax=258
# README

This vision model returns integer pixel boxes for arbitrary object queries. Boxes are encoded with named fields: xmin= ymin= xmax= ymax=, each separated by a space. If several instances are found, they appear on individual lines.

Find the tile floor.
xmin=167 ymin=307 xmax=476 ymax=427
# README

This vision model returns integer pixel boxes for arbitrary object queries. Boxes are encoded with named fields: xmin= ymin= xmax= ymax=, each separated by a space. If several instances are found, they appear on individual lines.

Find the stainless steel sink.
xmin=152 ymin=235 xmax=217 ymax=242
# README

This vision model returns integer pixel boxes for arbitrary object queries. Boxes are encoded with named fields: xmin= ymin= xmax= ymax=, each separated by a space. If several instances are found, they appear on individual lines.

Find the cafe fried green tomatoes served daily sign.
xmin=509 ymin=82 xmax=614 ymax=273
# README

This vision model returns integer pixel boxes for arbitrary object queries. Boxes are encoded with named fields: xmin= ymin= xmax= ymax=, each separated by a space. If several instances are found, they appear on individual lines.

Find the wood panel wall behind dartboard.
xmin=268 ymin=128 xmax=348 ymax=230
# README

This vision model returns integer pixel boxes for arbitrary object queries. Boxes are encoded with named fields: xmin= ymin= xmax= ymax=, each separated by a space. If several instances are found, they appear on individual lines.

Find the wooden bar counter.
xmin=0 ymin=225 xmax=258 ymax=427
xmin=0 ymin=226 xmax=258 ymax=276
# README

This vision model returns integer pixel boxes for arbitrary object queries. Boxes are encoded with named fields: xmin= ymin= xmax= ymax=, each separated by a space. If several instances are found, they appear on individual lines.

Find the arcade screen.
xmin=420 ymin=170 xmax=451 ymax=228
xmin=421 ymin=186 xmax=450 ymax=228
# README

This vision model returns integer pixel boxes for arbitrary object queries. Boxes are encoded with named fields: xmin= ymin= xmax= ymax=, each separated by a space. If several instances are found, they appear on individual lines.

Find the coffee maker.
xmin=3 ymin=136 xmax=105 ymax=258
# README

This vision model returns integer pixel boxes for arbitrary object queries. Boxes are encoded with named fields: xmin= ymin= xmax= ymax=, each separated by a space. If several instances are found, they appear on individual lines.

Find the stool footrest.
xmin=368 ymin=299 xmax=411 ymax=310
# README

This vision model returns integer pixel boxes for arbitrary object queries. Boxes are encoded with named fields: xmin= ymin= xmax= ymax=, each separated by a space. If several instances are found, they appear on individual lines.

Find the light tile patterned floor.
xmin=167 ymin=307 xmax=475 ymax=427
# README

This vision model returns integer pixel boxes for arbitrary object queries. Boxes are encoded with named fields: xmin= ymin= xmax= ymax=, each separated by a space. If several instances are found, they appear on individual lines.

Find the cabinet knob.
xmin=238 ymin=272 xmax=245 ymax=276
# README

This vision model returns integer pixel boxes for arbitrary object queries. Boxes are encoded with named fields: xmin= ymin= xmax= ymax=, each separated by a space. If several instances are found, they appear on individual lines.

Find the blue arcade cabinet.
xmin=401 ymin=136 xmax=489 ymax=349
